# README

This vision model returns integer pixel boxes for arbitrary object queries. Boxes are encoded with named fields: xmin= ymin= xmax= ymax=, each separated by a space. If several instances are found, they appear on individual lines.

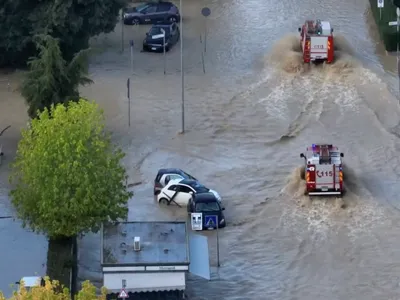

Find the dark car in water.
xmin=187 ymin=192 xmax=226 ymax=229
xmin=143 ymin=22 xmax=180 ymax=52
xmin=123 ymin=1 xmax=180 ymax=25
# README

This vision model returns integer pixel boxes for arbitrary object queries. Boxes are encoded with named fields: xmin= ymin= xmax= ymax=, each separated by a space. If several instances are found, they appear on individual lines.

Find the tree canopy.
xmin=0 ymin=278 xmax=106 ymax=300
xmin=9 ymin=100 xmax=132 ymax=238
xmin=20 ymin=34 xmax=93 ymax=119
xmin=0 ymin=0 xmax=126 ymax=67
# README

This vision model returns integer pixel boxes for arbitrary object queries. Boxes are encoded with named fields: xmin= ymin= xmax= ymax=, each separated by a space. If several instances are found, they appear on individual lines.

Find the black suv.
xmin=143 ymin=22 xmax=180 ymax=52
xmin=187 ymin=192 xmax=226 ymax=229
xmin=123 ymin=1 xmax=180 ymax=25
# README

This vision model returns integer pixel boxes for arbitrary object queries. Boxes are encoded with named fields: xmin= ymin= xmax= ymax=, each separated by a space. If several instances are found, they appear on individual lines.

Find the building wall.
xmin=103 ymin=272 xmax=185 ymax=292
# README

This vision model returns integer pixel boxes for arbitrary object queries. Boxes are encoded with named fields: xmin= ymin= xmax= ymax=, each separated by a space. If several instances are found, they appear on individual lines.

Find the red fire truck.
xmin=300 ymin=144 xmax=344 ymax=196
xmin=298 ymin=20 xmax=334 ymax=64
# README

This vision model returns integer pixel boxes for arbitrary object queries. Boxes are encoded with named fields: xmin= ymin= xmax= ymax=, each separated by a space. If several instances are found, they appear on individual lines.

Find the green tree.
xmin=20 ymin=35 xmax=93 ymax=119
xmin=0 ymin=277 xmax=107 ymax=300
xmin=0 ymin=0 xmax=126 ymax=67
xmin=9 ymin=100 xmax=131 ymax=238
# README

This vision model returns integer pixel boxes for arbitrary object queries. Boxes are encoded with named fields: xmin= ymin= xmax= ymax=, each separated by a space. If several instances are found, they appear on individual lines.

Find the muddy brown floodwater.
xmin=2 ymin=0 xmax=400 ymax=298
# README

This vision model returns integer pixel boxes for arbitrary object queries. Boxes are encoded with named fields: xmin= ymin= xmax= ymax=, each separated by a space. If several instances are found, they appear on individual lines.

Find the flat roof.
xmin=102 ymin=222 xmax=189 ymax=266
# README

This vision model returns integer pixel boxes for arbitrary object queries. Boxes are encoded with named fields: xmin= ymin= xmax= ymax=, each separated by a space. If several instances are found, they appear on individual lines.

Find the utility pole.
xmin=180 ymin=0 xmax=184 ymax=133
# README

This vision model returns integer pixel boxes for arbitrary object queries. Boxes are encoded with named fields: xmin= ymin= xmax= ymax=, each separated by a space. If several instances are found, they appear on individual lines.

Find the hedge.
xmin=369 ymin=0 xmax=400 ymax=51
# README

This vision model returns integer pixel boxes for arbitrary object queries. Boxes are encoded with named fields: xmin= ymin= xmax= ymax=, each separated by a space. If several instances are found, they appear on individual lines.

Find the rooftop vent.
xmin=133 ymin=236 xmax=140 ymax=251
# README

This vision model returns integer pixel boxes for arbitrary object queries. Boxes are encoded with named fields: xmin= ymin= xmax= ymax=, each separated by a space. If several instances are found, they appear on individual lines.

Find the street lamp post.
xmin=397 ymin=7 xmax=400 ymax=99
xmin=180 ymin=0 xmax=185 ymax=134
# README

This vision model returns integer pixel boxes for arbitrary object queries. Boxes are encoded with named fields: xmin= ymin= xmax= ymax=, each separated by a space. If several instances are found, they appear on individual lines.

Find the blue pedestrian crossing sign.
xmin=205 ymin=215 xmax=217 ymax=228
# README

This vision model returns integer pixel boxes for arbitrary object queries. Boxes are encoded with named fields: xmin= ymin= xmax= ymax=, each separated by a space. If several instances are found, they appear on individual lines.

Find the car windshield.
xmin=183 ymin=171 xmax=197 ymax=180
xmin=190 ymin=182 xmax=209 ymax=193
xmin=195 ymin=202 xmax=220 ymax=212
xmin=136 ymin=4 xmax=148 ymax=12
xmin=149 ymin=27 xmax=169 ymax=36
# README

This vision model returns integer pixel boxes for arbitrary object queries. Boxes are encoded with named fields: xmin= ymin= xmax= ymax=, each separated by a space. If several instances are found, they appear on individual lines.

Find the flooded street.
xmin=2 ymin=0 xmax=400 ymax=298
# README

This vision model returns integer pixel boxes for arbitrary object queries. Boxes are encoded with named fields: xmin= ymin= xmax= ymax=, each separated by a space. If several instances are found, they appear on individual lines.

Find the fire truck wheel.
xmin=300 ymin=168 xmax=305 ymax=180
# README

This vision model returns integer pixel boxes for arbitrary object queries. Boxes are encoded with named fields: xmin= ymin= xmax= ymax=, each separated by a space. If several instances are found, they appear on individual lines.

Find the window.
xmin=195 ymin=202 xmax=220 ymax=212
xmin=168 ymin=185 xmax=178 ymax=191
xmin=164 ymin=174 xmax=181 ymax=185
xmin=144 ymin=5 xmax=157 ymax=13
xmin=136 ymin=4 xmax=149 ymax=13
xmin=179 ymin=185 xmax=193 ymax=193
xmin=168 ymin=174 xmax=182 ymax=181
xmin=189 ymin=182 xmax=209 ymax=193
xmin=155 ymin=173 xmax=162 ymax=182
xmin=149 ymin=27 xmax=170 ymax=36
xmin=183 ymin=171 xmax=197 ymax=180
xmin=156 ymin=3 xmax=171 ymax=12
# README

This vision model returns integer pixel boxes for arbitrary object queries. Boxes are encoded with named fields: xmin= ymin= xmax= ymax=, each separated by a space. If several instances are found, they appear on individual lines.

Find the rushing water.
xmin=2 ymin=0 xmax=400 ymax=298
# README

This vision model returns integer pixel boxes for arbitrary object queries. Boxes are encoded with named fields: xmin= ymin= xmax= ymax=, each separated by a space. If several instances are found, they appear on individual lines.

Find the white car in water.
xmin=157 ymin=179 xmax=222 ymax=206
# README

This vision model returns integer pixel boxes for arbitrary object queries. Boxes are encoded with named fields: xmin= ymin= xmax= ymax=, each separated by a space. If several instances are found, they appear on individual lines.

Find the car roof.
xmin=166 ymin=179 xmax=184 ymax=186
xmin=144 ymin=1 xmax=173 ymax=6
xmin=158 ymin=168 xmax=184 ymax=175
xmin=153 ymin=23 xmax=173 ymax=28
xmin=179 ymin=179 xmax=199 ymax=186
xmin=154 ymin=1 xmax=173 ymax=5
xmin=193 ymin=192 xmax=218 ymax=202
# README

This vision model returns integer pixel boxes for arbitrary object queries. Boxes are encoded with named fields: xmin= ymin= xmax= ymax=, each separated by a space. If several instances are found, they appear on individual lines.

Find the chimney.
xmin=133 ymin=237 xmax=141 ymax=251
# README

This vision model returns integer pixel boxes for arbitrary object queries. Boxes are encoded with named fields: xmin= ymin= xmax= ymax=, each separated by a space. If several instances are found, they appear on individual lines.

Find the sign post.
xmin=201 ymin=7 xmax=211 ymax=53
xmin=396 ymin=7 xmax=400 ymax=98
xmin=119 ymin=279 xmax=128 ymax=299
xmin=129 ymin=40 xmax=134 ymax=73
xmin=118 ymin=289 xmax=128 ymax=298
xmin=204 ymin=215 xmax=220 ymax=267
xmin=378 ymin=0 xmax=384 ymax=20
xmin=391 ymin=8 xmax=400 ymax=98
xmin=216 ymin=215 xmax=220 ymax=267
xmin=121 ymin=11 xmax=124 ymax=53
xmin=179 ymin=0 xmax=185 ymax=134
xmin=191 ymin=213 xmax=203 ymax=231
xmin=161 ymin=28 xmax=166 ymax=75
xmin=127 ymin=78 xmax=131 ymax=127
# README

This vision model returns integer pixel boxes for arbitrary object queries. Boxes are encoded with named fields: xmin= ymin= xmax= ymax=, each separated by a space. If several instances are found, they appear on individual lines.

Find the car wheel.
xmin=159 ymin=198 xmax=170 ymax=205
xmin=168 ymin=16 xmax=178 ymax=23
xmin=131 ymin=18 xmax=140 ymax=25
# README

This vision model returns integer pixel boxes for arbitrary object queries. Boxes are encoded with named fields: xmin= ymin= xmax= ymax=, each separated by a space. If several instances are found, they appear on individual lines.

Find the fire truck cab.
xmin=298 ymin=20 xmax=334 ymax=64
xmin=300 ymin=144 xmax=344 ymax=196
